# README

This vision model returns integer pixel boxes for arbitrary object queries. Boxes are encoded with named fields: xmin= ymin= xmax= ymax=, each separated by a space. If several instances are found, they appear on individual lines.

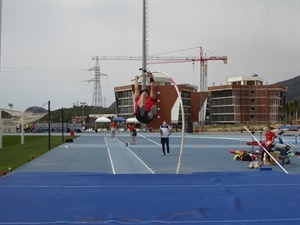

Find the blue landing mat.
xmin=0 ymin=171 xmax=300 ymax=225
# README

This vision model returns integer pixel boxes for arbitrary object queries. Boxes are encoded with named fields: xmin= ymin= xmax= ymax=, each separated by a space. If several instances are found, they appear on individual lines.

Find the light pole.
xmin=80 ymin=102 xmax=87 ymax=125
xmin=8 ymin=103 xmax=13 ymax=111
xmin=0 ymin=0 xmax=3 ymax=149
xmin=8 ymin=103 xmax=13 ymax=133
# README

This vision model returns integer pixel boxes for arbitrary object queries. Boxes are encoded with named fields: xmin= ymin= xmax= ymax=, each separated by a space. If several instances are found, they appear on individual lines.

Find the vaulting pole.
xmin=152 ymin=71 xmax=185 ymax=174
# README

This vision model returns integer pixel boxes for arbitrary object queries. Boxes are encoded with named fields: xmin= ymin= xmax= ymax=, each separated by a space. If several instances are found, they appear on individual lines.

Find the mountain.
xmin=25 ymin=106 xmax=48 ymax=113
xmin=108 ymin=101 xmax=116 ymax=110
xmin=276 ymin=75 xmax=300 ymax=102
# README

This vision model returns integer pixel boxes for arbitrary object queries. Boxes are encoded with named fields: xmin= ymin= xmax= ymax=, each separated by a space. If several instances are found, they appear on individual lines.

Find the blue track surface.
xmin=0 ymin=132 xmax=299 ymax=224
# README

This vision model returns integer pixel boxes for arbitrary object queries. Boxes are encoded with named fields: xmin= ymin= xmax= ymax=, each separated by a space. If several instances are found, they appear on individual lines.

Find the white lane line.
xmin=116 ymin=138 xmax=155 ymax=174
xmin=138 ymin=133 xmax=161 ymax=146
xmin=105 ymin=137 xmax=115 ymax=174
xmin=106 ymin=147 xmax=116 ymax=175
xmin=126 ymin=147 xmax=155 ymax=174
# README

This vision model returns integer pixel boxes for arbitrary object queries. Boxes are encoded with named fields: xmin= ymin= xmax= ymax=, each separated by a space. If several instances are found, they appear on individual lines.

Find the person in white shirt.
xmin=160 ymin=120 xmax=173 ymax=156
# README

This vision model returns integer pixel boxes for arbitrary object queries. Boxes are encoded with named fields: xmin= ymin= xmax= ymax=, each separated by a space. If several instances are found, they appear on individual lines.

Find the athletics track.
xmin=0 ymin=132 xmax=299 ymax=224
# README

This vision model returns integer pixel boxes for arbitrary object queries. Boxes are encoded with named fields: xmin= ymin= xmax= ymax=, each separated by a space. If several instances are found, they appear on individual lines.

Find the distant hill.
xmin=25 ymin=106 xmax=47 ymax=113
xmin=108 ymin=101 xmax=116 ymax=110
xmin=276 ymin=75 xmax=300 ymax=102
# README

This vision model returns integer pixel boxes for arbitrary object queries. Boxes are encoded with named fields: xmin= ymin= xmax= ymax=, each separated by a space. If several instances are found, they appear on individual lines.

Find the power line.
xmin=1 ymin=66 xmax=88 ymax=71
xmin=1 ymin=70 xmax=89 ymax=76
xmin=2 ymin=79 xmax=86 ymax=83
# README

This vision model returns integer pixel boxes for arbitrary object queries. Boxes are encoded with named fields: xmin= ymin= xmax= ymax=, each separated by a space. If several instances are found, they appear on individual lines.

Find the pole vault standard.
xmin=277 ymin=132 xmax=295 ymax=150
xmin=150 ymin=71 xmax=185 ymax=174
xmin=244 ymin=126 xmax=289 ymax=174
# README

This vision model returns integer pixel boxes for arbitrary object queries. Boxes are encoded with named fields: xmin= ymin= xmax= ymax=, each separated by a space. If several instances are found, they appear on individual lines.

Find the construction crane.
xmin=95 ymin=47 xmax=227 ymax=124
xmin=95 ymin=47 xmax=227 ymax=93
xmin=197 ymin=47 xmax=227 ymax=124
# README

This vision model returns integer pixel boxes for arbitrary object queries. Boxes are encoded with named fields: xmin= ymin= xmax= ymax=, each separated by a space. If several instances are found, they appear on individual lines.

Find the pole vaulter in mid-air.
xmin=133 ymin=70 xmax=158 ymax=124
xmin=132 ymin=69 xmax=185 ymax=174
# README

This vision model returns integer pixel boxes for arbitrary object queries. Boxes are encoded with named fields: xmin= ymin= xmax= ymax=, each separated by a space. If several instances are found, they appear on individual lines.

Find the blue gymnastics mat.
xmin=0 ymin=171 xmax=299 ymax=224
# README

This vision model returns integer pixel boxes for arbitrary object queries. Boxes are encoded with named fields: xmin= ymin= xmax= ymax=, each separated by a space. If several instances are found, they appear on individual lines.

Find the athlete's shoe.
xmin=148 ymin=105 xmax=157 ymax=120
xmin=140 ymin=105 xmax=145 ymax=117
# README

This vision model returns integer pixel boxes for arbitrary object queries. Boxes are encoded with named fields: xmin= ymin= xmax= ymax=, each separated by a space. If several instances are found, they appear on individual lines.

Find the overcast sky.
xmin=0 ymin=0 xmax=299 ymax=112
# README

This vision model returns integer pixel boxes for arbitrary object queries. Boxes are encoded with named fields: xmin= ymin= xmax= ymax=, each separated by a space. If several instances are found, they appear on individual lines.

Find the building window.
xmin=181 ymin=91 xmax=191 ymax=98
xmin=211 ymin=114 xmax=234 ymax=122
xmin=118 ymin=98 xmax=133 ymax=106
xmin=224 ymin=98 xmax=233 ymax=105
xmin=118 ymin=106 xmax=134 ymax=114
xmin=182 ymin=98 xmax=191 ymax=105
xmin=211 ymin=90 xmax=232 ymax=98
xmin=211 ymin=98 xmax=233 ymax=106
xmin=117 ymin=90 xmax=132 ymax=98
xmin=211 ymin=106 xmax=234 ymax=113
xmin=178 ymin=114 xmax=191 ymax=123
xmin=183 ymin=106 xmax=191 ymax=114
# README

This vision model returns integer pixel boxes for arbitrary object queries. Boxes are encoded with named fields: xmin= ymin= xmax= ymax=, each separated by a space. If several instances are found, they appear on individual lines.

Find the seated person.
xmin=261 ymin=125 xmax=275 ymax=165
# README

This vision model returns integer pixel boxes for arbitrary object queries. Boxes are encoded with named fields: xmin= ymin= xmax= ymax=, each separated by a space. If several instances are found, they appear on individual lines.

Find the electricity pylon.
xmin=88 ymin=56 xmax=107 ymax=115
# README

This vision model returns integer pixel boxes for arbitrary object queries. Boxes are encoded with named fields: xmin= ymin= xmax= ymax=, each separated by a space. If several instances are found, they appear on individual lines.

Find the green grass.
xmin=0 ymin=135 xmax=76 ymax=175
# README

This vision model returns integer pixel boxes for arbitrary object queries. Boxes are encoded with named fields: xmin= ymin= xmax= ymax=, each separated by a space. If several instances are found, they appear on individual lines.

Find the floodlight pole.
xmin=0 ymin=0 xmax=3 ymax=149
xmin=0 ymin=108 xmax=2 ymax=149
xmin=142 ymin=0 xmax=147 ymax=90
xmin=48 ymin=101 xmax=50 ymax=150
xmin=140 ymin=0 xmax=148 ymax=133
xmin=21 ymin=114 xmax=24 ymax=144
xmin=62 ymin=107 xmax=64 ymax=143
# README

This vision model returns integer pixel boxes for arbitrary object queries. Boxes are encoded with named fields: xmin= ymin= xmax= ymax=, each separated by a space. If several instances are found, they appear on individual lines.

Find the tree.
xmin=37 ymin=105 xmax=116 ymax=123
xmin=284 ymin=100 xmax=299 ymax=125
xmin=291 ymin=100 xmax=298 ymax=123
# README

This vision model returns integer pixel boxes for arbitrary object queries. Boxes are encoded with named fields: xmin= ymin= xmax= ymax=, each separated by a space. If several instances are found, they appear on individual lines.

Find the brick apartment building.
xmin=207 ymin=75 xmax=287 ymax=124
xmin=114 ymin=75 xmax=287 ymax=129
xmin=114 ymin=77 xmax=207 ymax=130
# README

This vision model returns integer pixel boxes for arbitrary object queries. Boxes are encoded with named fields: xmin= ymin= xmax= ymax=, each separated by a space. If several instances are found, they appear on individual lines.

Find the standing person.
xmin=128 ymin=123 xmax=137 ymax=145
xmin=110 ymin=121 xmax=117 ymax=140
xmin=262 ymin=125 xmax=276 ymax=165
xmin=16 ymin=124 xmax=20 ymax=133
xmin=160 ymin=120 xmax=173 ymax=156
xmin=31 ymin=123 xmax=36 ymax=133
xmin=134 ymin=71 xmax=157 ymax=124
